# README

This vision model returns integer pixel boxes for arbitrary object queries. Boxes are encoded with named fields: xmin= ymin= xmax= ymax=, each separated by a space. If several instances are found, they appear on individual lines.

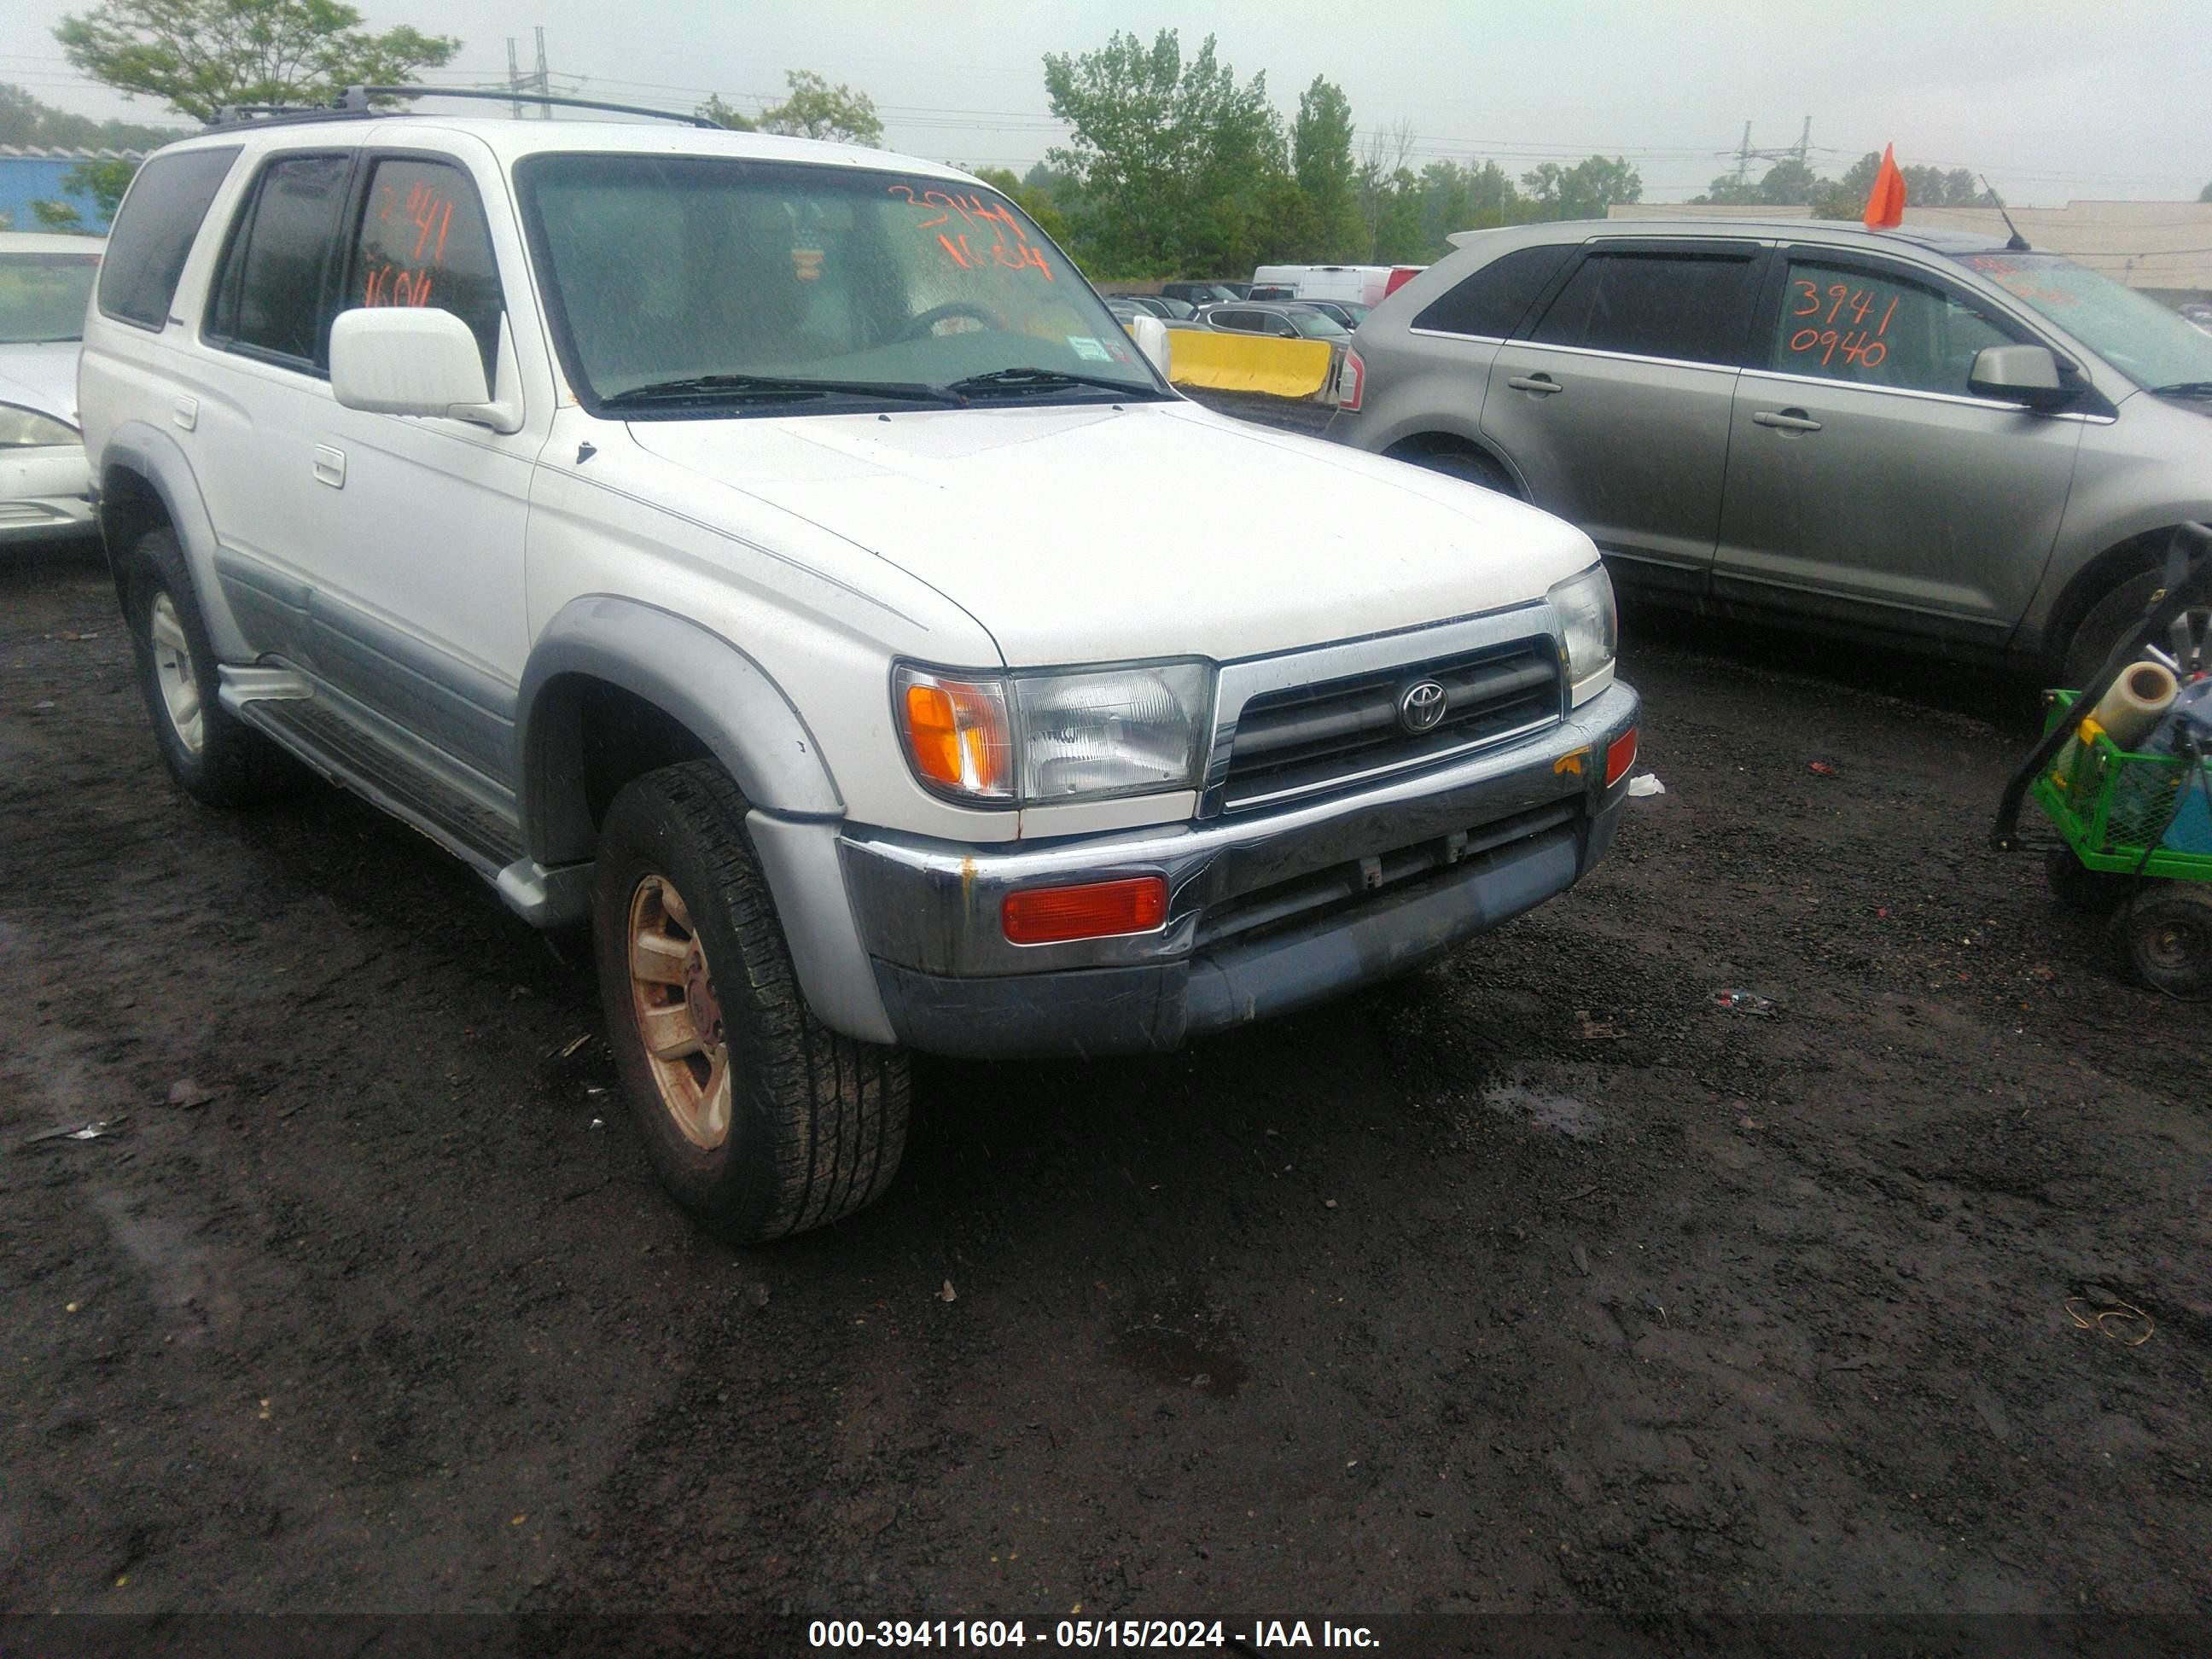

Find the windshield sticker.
xmin=1066 ymin=335 xmax=1112 ymax=362
xmin=888 ymin=184 xmax=1053 ymax=280
xmin=1786 ymin=277 xmax=1901 ymax=370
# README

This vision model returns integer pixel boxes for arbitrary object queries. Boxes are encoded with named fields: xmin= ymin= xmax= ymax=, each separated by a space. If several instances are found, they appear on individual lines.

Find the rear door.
xmin=1712 ymin=248 xmax=2085 ymax=648
xmin=1481 ymin=238 xmax=1766 ymax=599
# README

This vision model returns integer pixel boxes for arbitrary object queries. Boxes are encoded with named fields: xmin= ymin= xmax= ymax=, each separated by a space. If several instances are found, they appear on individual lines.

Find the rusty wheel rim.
xmin=148 ymin=591 xmax=204 ymax=754
xmin=626 ymin=874 xmax=731 ymax=1150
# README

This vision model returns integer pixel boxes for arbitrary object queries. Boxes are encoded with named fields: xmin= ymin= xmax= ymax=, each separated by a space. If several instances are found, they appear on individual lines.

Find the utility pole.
xmin=505 ymin=37 xmax=522 ymax=120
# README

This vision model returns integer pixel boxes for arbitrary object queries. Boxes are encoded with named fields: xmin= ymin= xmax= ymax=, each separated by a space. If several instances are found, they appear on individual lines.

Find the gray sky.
xmin=9 ymin=1 xmax=2210 ymax=205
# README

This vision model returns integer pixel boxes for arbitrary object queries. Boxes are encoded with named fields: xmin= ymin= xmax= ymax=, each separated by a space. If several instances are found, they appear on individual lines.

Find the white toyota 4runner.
xmin=79 ymin=98 xmax=1639 ymax=1239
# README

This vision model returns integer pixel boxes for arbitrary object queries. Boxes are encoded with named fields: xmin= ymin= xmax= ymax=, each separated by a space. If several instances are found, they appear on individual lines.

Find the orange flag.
xmin=1863 ymin=143 xmax=1907 ymax=230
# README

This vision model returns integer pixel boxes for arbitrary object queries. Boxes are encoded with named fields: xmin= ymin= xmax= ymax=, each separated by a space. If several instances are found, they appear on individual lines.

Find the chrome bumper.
xmin=836 ymin=681 xmax=1638 ymax=1057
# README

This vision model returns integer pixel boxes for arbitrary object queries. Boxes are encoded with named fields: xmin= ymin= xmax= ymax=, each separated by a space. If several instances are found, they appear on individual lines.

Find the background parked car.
xmin=1160 ymin=281 xmax=1247 ymax=307
xmin=2183 ymin=302 xmax=2212 ymax=336
xmin=0 ymin=230 xmax=103 ymax=547
xmin=1295 ymin=299 xmax=1369 ymax=331
xmin=1105 ymin=295 xmax=1198 ymax=330
xmin=1330 ymin=218 xmax=2212 ymax=682
xmin=1196 ymin=300 xmax=1351 ymax=343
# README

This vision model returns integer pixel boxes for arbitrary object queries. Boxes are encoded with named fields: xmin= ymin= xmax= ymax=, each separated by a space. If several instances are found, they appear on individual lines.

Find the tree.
xmin=1291 ymin=76 xmax=1360 ymax=260
xmin=1520 ymin=154 xmax=1641 ymax=219
xmin=30 ymin=199 xmax=86 ymax=230
xmin=972 ymin=165 xmax=1069 ymax=247
xmin=696 ymin=93 xmax=753 ymax=131
xmin=54 ymin=0 xmax=458 ymax=123
xmin=0 ymin=80 xmax=183 ymax=148
xmin=63 ymin=155 xmax=138 ymax=217
xmin=2198 ymin=180 xmax=2210 ymax=203
xmin=1042 ymin=29 xmax=1289 ymax=276
xmin=1812 ymin=151 xmax=1995 ymax=218
xmin=756 ymin=70 xmax=882 ymax=146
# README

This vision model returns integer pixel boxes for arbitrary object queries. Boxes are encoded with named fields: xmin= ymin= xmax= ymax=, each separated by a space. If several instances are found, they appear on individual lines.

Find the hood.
xmin=626 ymin=400 xmax=1598 ymax=666
xmin=0 ymin=341 xmax=82 ymax=427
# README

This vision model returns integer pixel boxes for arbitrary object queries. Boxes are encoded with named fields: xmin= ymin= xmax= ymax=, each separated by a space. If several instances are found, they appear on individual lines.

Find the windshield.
xmin=1288 ymin=309 xmax=1348 ymax=340
xmin=516 ymin=154 xmax=1163 ymax=410
xmin=0 ymin=251 xmax=102 ymax=344
xmin=1956 ymin=252 xmax=2212 ymax=391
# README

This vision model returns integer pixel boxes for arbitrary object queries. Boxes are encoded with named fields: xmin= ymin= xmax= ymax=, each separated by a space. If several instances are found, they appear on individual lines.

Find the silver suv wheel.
xmin=148 ymin=590 xmax=205 ymax=754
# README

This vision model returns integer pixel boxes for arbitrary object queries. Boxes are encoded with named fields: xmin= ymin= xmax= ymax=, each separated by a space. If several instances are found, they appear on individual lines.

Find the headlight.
xmin=896 ymin=661 xmax=1211 ymax=806
xmin=0 ymin=404 xmax=79 ymax=449
xmin=1547 ymin=562 xmax=1616 ymax=707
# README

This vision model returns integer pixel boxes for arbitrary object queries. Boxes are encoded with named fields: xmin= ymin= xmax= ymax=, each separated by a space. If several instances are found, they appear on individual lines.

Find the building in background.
xmin=1608 ymin=200 xmax=2212 ymax=311
xmin=0 ymin=148 xmax=145 ymax=234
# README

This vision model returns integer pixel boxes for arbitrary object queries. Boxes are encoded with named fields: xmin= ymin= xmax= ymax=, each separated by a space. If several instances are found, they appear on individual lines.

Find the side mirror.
xmin=1969 ymin=343 xmax=2076 ymax=410
xmin=330 ymin=307 xmax=521 ymax=432
xmin=1131 ymin=314 xmax=1172 ymax=379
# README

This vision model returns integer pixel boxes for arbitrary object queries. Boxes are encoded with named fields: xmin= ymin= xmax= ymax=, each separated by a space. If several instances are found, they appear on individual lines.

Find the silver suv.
xmin=1329 ymin=219 xmax=2212 ymax=681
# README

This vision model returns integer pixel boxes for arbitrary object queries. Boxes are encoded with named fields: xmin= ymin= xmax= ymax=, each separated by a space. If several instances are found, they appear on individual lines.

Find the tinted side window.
xmin=96 ymin=147 xmax=241 ymax=330
xmin=1774 ymin=259 xmax=2026 ymax=397
xmin=1530 ymin=250 xmax=1759 ymax=365
xmin=1213 ymin=310 xmax=1253 ymax=332
xmin=345 ymin=158 xmax=506 ymax=378
xmin=208 ymin=154 xmax=352 ymax=368
xmin=1412 ymin=242 xmax=1574 ymax=339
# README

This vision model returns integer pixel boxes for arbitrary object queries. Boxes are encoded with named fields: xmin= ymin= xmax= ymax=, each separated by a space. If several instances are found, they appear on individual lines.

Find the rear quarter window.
xmin=1528 ymin=248 xmax=1761 ymax=366
xmin=96 ymin=147 xmax=242 ymax=330
xmin=1412 ymin=243 xmax=1574 ymax=339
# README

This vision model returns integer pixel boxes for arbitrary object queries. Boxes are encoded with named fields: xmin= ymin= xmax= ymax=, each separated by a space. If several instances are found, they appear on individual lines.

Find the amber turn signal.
xmin=1002 ymin=876 xmax=1168 ymax=946
xmin=900 ymin=674 xmax=1013 ymax=799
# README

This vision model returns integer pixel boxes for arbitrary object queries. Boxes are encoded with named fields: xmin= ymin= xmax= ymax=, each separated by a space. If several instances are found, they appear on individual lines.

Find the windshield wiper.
xmin=945 ymin=366 xmax=1159 ymax=399
xmin=2149 ymin=381 xmax=2212 ymax=399
xmin=602 ymin=373 xmax=962 ymax=409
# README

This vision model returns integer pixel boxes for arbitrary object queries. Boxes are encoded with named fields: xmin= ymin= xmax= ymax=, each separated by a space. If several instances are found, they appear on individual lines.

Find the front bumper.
xmin=839 ymin=680 xmax=1638 ymax=1057
xmin=0 ymin=445 xmax=96 ymax=544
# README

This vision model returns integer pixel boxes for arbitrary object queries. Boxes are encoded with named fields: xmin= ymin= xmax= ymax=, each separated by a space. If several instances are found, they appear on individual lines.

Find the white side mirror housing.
xmin=330 ymin=307 xmax=521 ymax=433
xmin=1131 ymin=314 xmax=1172 ymax=379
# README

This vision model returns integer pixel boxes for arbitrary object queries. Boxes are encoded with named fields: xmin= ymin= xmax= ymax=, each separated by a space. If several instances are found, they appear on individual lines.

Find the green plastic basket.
xmin=2030 ymin=689 xmax=2212 ymax=882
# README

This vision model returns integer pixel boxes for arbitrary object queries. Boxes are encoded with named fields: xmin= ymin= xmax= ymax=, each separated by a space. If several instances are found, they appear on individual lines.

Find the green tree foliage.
xmin=1291 ymin=76 xmax=1361 ymax=260
xmin=696 ymin=72 xmax=883 ymax=146
xmin=63 ymin=155 xmax=140 ymax=216
xmin=1808 ymin=152 xmax=1995 ymax=218
xmin=0 ymin=81 xmax=183 ymax=148
xmin=2201 ymin=180 xmax=2212 ymax=204
xmin=757 ymin=70 xmax=882 ymax=146
xmin=1042 ymin=29 xmax=1289 ymax=277
xmin=54 ymin=0 xmax=459 ymax=123
xmin=1520 ymin=155 xmax=1642 ymax=218
xmin=30 ymin=199 xmax=87 ymax=230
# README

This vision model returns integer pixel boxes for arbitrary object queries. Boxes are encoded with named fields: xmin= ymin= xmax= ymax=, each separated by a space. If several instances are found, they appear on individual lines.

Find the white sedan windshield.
xmin=518 ymin=154 xmax=1163 ymax=410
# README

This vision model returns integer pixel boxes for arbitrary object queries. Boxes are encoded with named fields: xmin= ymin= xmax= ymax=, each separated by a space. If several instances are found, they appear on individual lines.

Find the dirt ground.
xmin=3 ymin=478 xmax=2209 ymax=1650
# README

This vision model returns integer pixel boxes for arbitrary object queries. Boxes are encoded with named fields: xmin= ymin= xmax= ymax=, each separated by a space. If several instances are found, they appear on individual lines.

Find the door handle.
xmin=1753 ymin=409 xmax=1823 ymax=433
xmin=312 ymin=445 xmax=346 ymax=488
xmin=172 ymin=396 xmax=198 ymax=432
xmin=1506 ymin=374 xmax=1563 ymax=395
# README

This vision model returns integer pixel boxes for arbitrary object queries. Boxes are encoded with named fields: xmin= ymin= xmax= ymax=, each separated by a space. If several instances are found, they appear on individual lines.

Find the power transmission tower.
xmin=506 ymin=37 xmax=522 ymax=120
xmin=1734 ymin=120 xmax=1753 ymax=187
xmin=533 ymin=27 xmax=550 ymax=119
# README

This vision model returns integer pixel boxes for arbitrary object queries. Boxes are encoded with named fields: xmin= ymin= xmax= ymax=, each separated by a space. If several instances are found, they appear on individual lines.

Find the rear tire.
xmin=122 ymin=527 xmax=294 ymax=807
xmin=2120 ymin=882 xmax=2212 ymax=1000
xmin=591 ymin=760 xmax=910 ymax=1241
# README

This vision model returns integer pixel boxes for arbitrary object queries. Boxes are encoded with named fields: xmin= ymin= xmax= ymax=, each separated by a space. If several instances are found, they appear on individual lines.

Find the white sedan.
xmin=0 ymin=231 xmax=104 ymax=546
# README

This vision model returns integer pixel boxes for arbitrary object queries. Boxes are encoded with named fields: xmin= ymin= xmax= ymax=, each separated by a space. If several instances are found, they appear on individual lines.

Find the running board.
xmin=221 ymin=670 xmax=592 ymax=927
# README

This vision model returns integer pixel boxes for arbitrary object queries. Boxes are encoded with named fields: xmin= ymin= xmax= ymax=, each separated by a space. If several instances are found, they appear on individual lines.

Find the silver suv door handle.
xmin=1505 ymin=374 xmax=1563 ymax=395
xmin=1753 ymin=409 xmax=1823 ymax=433
xmin=313 ymin=445 xmax=346 ymax=488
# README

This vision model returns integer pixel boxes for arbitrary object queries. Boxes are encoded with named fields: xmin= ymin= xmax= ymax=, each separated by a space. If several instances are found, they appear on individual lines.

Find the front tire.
xmin=591 ymin=761 xmax=910 ymax=1241
xmin=123 ymin=527 xmax=293 ymax=807
xmin=1389 ymin=441 xmax=1518 ymax=497
xmin=2063 ymin=568 xmax=2211 ymax=689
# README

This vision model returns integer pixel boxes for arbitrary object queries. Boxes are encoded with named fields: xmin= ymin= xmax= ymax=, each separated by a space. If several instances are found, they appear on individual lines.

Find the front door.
xmin=1712 ymin=248 xmax=2085 ymax=649
xmin=1481 ymin=239 xmax=1766 ymax=599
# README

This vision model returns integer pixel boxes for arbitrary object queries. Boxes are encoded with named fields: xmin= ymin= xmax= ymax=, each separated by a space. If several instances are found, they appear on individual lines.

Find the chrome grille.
xmin=1219 ymin=637 xmax=1560 ymax=812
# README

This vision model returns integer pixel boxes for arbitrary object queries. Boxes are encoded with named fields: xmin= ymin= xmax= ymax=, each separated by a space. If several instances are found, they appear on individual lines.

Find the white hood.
xmin=626 ymin=400 xmax=1598 ymax=666
xmin=0 ymin=341 xmax=82 ymax=428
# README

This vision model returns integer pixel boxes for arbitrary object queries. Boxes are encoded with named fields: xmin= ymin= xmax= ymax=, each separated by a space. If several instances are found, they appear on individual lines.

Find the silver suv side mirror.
xmin=1968 ymin=343 xmax=2076 ymax=410
xmin=330 ymin=307 xmax=522 ymax=433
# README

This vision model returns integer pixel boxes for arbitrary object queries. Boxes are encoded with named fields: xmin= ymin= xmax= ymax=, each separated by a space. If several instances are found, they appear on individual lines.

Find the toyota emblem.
xmin=1398 ymin=679 xmax=1447 ymax=733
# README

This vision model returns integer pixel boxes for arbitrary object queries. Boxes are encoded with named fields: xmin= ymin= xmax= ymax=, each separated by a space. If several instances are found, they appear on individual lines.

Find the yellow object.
xmin=1165 ymin=330 xmax=1334 ymax=398
xmin=2053 ymin=663 xmax=2178 ymax=781
xmin=1553 ymin=749 xmax=1589 ymax=776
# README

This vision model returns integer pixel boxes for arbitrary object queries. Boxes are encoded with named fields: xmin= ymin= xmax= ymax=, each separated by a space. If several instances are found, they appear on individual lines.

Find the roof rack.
xmin=205 ymin=84 xmax=719 ymax=132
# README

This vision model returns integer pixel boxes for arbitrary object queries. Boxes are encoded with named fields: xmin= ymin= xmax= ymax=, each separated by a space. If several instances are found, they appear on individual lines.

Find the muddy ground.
xmin=3 ymin=457 xmax=2209 ymax=1651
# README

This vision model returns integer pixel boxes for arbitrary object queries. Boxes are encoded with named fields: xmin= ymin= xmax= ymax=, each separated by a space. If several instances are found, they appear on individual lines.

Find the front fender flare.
xmin=99 ymin=421 xmax=250 ymax=658
xmin=516 ymin=596 xmax=842 ymax=864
